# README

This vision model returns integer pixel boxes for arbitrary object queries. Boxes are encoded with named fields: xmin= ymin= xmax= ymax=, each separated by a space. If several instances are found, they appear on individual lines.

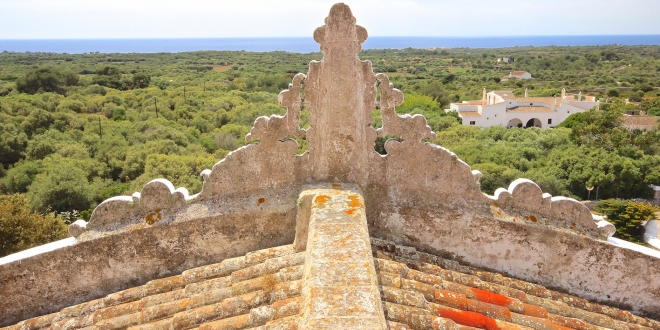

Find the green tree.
xmin=0 ymin=194 xmax=68 ymax=257
xmin=15 ymin=67 xmax=79 ymax=95
xmin=596 ymin=199 xmax=658 ymax=243
xmin=132 ymin=72 xmax=151 ymax=89
xmin=26 ymin=163 xmax=93 ymax=213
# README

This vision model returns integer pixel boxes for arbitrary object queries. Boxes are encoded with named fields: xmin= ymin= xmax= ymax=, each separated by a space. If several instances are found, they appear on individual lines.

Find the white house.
xmin=447 ymin=88 xmax=599 ymax=129
xmin=509 ymin=71 xmax=532 ymax=79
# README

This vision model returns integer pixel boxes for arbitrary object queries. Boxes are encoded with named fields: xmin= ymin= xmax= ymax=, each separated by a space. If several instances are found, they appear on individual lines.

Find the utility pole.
xmin=98 ymin=117 xmax=102 ymax=140
xmin=154 ymin=98 xmax=158 ymax=118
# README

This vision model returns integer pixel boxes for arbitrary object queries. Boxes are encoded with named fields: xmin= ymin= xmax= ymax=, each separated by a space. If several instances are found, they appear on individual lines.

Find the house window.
xmin=469 ymin=121 xmax=476 ymax=125
xmin=548 ymin=119 xmax=552 ymax=124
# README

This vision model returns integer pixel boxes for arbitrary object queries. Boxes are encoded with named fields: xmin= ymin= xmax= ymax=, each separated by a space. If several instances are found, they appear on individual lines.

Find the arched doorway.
xmin=525 ymin=118 xmax=542 ymax=128
xmin=507 ymin=118 xmax=523 ymax=128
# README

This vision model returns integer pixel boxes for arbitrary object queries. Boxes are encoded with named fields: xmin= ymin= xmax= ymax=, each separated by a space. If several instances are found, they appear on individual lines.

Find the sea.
xmin=1 ymin=35 xmax=660 ymax=54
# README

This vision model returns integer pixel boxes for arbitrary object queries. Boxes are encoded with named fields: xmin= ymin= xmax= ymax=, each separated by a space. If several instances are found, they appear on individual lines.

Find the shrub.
xmin=16 ymin=67 xmax=79 ymax=95
xmin=0 ymin=194 xmax=68 ymax=257
xmin=596 ymin=199 xmax=658 ymax=243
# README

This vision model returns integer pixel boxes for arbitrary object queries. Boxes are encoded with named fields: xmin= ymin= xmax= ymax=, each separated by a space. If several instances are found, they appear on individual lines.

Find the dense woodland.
xmin=1 ymin=44 xmax=660 ymax=255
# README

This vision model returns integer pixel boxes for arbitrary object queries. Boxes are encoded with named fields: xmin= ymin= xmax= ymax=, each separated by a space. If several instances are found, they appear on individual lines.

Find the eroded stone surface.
xmin=299 ymin=186 xmax=386 ymax=329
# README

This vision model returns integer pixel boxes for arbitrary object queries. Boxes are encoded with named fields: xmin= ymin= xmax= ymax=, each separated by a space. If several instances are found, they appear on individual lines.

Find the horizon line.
xmin=2 ymin=34 xmax=660 ymax=41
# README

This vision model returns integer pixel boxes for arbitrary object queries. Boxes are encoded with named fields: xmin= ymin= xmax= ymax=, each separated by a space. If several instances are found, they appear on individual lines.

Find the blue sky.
xmin=1 ymin=0 xmax=659 ymax=39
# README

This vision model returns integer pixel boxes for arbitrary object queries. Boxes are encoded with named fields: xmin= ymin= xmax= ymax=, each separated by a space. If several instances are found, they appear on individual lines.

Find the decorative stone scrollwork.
xmin=75 ymin=2 xmax=615 ymax=243
xmin=375 ymin=73 xmax=436 ymax=146
xmin=493 ymin=179 xmax=615 ymax=240
xmin=246 ymin=73 xmax=306 ymax=146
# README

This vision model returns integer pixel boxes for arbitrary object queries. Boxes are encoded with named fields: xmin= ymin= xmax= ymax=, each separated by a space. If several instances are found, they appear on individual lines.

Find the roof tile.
xmin=252 ymin=315 xmax=299 ymax=330
xmin=510 ymin=313 xmax=553 ymax=330
xmin=92 ymin=300 xmax=147 ymax=324
xmin=401 ymin=278 xmax=437 ymax=302
xmin=57 ymin=298 xmax=105 ymax=321
xmin=548 ymin=313 xmax=591 ymax=330
xmin=523 ymin=303 xmax=548 ymax=319
xmin=471 ymin=287 xmax=525 ymax=314
xmin=184 ymin=276 xmax=232 ymax=296
xmin=95 ymin=312 xmax=141 ymax=330
xmin=466 ymin=299 xmax=512 ymax=321
xmin=271 ymin=297 xmax=301 ymax=320
xmin=384 ymin=301 xmax=436 ymax=329
xmin=379 ymin=271 xmax=402 ymax=288
xmin=372 ymin=240 xmax=658 ymax=330
xmin=50 ymin=314 xmax=94 ymax=329
xmin=144 ymin=275 xmax=185 ymax=296
xmin=126 ymin=318 xmax=171 ymax=330
xmin=383 ymin=286 xmax=428 ymax=309
xmin=434 ymin=289 xmax=468 ymax=310
xmin=198 ymin=313 xmax=251 ymax=330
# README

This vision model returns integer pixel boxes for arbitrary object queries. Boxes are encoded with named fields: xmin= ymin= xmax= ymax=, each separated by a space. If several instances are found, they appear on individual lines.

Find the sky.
xmin=1 ymin=0 xmax=660 ymax=39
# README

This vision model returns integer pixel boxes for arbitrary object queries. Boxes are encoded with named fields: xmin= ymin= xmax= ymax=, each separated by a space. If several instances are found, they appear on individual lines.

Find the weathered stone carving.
xmin=75 ymin=2 xmax=612 ymax=242
xmin=492 ymin=179 xmax=615 ymax=240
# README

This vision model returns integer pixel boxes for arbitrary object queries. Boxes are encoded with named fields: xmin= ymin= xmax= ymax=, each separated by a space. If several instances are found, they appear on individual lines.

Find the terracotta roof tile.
xmin=507 ymin=106 xmax=555 ymax=113
xmin=2 ymin=244 xmax=303 ymax=330
xmin=459 ymin=111 xmax=482 ymax=117
xmin=369 ymin=238 xmax=658 ymax=330
xmin=623 ymin=115 xmax=658 ymax=128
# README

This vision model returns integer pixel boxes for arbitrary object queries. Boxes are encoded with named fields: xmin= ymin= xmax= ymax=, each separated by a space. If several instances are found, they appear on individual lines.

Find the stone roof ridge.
xmin=66 ymin=3 xmax=612 ymax=244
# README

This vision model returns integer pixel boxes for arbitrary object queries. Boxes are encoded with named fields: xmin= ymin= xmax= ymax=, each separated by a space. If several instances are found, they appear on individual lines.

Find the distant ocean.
xmin=2 ymin=35 xmax=660 ymax=54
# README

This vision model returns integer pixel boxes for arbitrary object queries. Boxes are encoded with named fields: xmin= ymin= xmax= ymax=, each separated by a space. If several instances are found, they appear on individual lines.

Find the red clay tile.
xmin=269 ymin=280 xmax=302 ymax=303
xmin=103 ymin=287 xmax=145 ymax=307
xmin=405 ymin=268 xmax=444 ymax=288
xmin=92 ymin=300 xmax=147 ymax=323
xmin=142 ymin=289 xmax=186 ymax=308
xmin=388 ymin=320 xmax=414 ymax=330
xmin=434 ymin=303 xmax=501 ymax=330
xmin=402 ymin=278 xmax=436 ymax=302
xmin=20 ymin=312 xmax=59 ymax=330
xmin=471 ymin=288 xmax=525 ymax=314
xmin=466 ymin=299 xmax=511 ymax=321
xmin=57 ymin=298 xmax=105 ymax=320
xmin=510 ymin=312 xmax=553 ymax=330
xmin=126 ymin=318 xmax=172 ymax=330
xmin=95 ymin=312 xmax=141 ymax=330
xmin=548 ymin=313 xmax=592 ymax=330
xmin=444 ymin=281 xmax=478 ymax=300
xmin=523 ymin=304 xmax=548 ymax=319
xmin=144 ymin=275 xmax=185 ymax=296
xmin=184 ymin=276 xmax=232 ymax=296
xmin=379 ymin=271 xmax=402 ymax=288
xmin=245 ymin=245 xmax=296 ymax=266
xmin=49 ymin=314 xmax=94 ymax=330
xmin=434 ymin=289 xmax=468 ymax=310
xmin=259 ymin=315 xmax=299 ymax=330
xmin=198 ymin=313 xmax=251 ymax=330
xmin=384 ymin=301 xmax=436 ymax=329
xmin=383 ymin=286 xmax=428 ymax=309
xmin=271 ymin=297 xmax=300 ymax=320
xmin=549 ymin=324 xmax=573 ymax=330
xmin=374 ymin=258 xmax=407 ymax=275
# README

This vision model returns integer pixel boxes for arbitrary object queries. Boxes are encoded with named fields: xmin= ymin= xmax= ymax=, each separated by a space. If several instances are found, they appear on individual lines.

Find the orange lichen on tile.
xmin=371 ymin=238 xmax=658 ymax=330
xmin=434 ymin=289 xmax=468 ymax=310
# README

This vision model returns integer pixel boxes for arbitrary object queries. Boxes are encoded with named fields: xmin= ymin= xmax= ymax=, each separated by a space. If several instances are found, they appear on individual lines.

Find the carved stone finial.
xmin=306 ymin=3 xmax=377 ymax=183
